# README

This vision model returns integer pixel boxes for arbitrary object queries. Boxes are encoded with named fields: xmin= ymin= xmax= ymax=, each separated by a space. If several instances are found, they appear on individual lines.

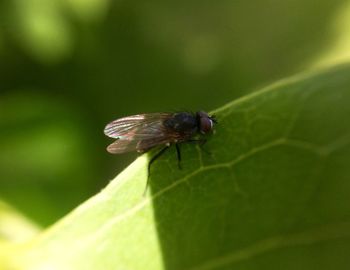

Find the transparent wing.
xmin=104 ymin=113 xmax=172 ymax=140
xmin=106 ymin=137 xmax=171 ymax=154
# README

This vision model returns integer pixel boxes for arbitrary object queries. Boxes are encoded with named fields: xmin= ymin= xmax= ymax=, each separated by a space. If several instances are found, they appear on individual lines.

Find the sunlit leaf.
xmin=3 ymin=63 xmax=350 ymax=269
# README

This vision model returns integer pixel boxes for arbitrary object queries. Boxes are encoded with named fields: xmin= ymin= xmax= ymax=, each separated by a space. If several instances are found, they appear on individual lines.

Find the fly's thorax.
xmin=163 ymin=112 xmax=198 ymax=134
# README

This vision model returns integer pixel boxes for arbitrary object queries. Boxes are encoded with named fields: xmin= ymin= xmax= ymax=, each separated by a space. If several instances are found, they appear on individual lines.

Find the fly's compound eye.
xmin=199 ymin=116 xmax=213 ymax=134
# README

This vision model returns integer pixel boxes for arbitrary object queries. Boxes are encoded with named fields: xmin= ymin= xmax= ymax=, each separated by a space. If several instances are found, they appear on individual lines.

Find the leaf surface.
xmin=6 ymin=64 xmax=350 ymax=270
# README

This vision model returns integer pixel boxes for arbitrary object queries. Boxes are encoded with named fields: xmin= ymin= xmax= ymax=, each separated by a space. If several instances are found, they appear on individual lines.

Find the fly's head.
xmin=196 ymin=111 xmax=217 ymax=135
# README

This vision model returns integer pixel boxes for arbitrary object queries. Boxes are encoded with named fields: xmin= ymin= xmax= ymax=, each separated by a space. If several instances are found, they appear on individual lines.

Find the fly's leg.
xmin=175 ymin=143 xmax=182 ymax=169
xmin=144 ymin=145 xmax=170 ymax=196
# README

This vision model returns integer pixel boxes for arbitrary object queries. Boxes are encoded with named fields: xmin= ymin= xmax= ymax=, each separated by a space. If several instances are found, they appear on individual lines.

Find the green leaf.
xmin=5 ymin=63 xmax=350 ymax=270
xmin=0 ymin=200 xmax=41 ymax=270
xmin=0 ymin=201 xmax=41 ymax=243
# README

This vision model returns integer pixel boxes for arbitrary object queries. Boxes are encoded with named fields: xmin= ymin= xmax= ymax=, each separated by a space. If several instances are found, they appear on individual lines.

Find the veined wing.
xmin=106 ymin=136 xmax=171 ymax=154
xmin=104 ymin=113 xmax=172 ymax=140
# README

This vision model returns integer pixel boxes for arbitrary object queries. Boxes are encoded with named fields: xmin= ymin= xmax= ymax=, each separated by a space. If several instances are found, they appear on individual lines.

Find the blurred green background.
xmin=1 ymin=0 xmax=350 ymax=226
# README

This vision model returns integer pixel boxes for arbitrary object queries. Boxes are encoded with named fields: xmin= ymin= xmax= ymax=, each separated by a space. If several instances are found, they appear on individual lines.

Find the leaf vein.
xmin=189 ymin=221 xmax=350 ymax=270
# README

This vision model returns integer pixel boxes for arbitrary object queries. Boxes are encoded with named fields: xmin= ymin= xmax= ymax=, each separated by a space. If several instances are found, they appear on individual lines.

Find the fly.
xmin=104 ymin=111 xmax=217 ymax=194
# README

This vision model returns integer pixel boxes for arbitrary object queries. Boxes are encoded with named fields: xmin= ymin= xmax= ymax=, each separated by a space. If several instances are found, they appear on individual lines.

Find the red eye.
xmin=200 ymin=117 xmax=213 ymax=134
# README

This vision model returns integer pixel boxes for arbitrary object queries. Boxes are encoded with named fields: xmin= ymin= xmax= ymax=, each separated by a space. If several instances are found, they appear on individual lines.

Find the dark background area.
xmin=0 ymin=0 xmax=348 ymax=225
